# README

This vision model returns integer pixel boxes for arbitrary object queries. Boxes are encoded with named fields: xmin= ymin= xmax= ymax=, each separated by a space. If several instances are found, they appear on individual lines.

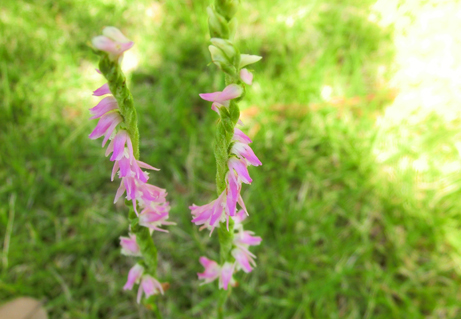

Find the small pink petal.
xmin=110 ymin=130 xmax=128 ymax=161
xmin=228 ymin=158 xmax=252 ymax=184
xmin=88 ymin=112 xmax=122 ymax=140
xmin=89 ymin=96 xmax=118 ymax=119
xmin=240 ymin=68 xmax=253 ymax=85
xmin=137 ymin=160 xmax=160 ymax=171
xmin=220 ymin=262 xmax=235 ymax=290
xmin=199 ymin=91 xmax=222 ymax=102
xmin=123 ymin=264 xmax=144 ymax=290
xmin=220 ymin=84 xmax=243 ymax=100
xmin=233 ymin=128 xmax=252 ymax=144
xmin=93 ymin=83 xmax=111 ymax=96
xmin=102 ymin=26 xmax=131 ymax=43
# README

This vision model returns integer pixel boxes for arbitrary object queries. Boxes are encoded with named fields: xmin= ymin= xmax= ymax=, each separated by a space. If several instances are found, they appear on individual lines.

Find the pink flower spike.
xmin=231 ymin=142 xmax=262 ymax=166
xmin=219 ymin=262 xmax=235 ymax=290
xmin=240 ymin=68 xmax=253 ymax=85
xmin=88 ymin=112 xmax=122 ymax=140
xmin=233 ymin=128 xmax=252 ymax=144
xmin=228 ymin=157 xmax=252 ymax=184
xmin=120 ymin=234 xmax=141 ymax=256
xmin=123 ymin=264 xmax=144 ymax=290
xmin=137 ymin=275 xmax=164 ymax=304
xmin=89 ymin=96 xmax=118 ymax=119
xmin=198 ymin=257 xmax=221 ymax=285
xmin=93 ymin=83 xmax=111 ymax=96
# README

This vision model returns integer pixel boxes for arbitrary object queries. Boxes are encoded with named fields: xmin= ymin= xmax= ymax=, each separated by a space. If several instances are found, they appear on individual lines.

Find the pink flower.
xmin=199 ymin=84 xmax=243 ymax=113
xmin=93 ymin=83 xmax=111 ymax=96
xmin=123 ymin=264 xmax=144 ymax=290
xmin=232 ymin=246 xmax=256 ymax=273
xmin=228 ymin=157 xmax=252 ymax=184
xmin=137 ymin=275 xmax=164 ymax=304
xmin=120 ymin=234 xmax=141 ymax=256
xmin=240 ymin=68 xmax=253 ymax=85
xmin=234 ymin=230 xmax=262 ymax=247
xmin=197 ymin=257 xmax=221 ymax=285
xmin=197 ymin=258 xmax=236 ymax=290
xmin=92 ymin=27 xmax=134 ymax=59
xmin=219 ymin=262 xmax=236 ymax=290
xmin=232 ymin=209 xmax=248 ymax=224
xmin=231 ymin=142 xmax=261 ymax=166
xmin=190 ymin=191 xmax=226 ymax=234
xmin=108 ymin=130 xmax=133 ymax=162
xmin=233 ymin=128 xmax=252 ymax=144
xmin=232 ymin=227 xmax=261 ymax=273
xmin=88 ymin=112 xmax=123 ymax=146
xmin=89 ymin=96 xmax=118 ymax=119
xmin=139 ymin=208 xmax=175 ymax=233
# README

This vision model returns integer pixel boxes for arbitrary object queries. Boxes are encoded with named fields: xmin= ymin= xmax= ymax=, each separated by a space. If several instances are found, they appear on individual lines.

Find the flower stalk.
xmin=190 ymin=1 xmax=263 ymax=316
xmin=89 ymin=27 xmax=172 ymax=316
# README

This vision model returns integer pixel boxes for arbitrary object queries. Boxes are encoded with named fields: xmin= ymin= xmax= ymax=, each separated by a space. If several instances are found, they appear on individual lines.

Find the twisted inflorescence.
xmin=89 ymin=27 xmax=172 ymax=306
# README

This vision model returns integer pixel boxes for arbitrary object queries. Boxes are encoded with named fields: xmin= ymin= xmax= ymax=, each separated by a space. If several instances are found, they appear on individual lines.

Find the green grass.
xmin=1 ymin=0 xmax=461 ymax=318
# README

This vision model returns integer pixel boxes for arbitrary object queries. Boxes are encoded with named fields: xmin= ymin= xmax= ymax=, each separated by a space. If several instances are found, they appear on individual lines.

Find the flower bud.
xmin=209 ymin=45 xmax=237 ymax=76
xmin=215 ymin=0 xmax=240 ymax=21
xmin=207 ymin=6 xmax=229 ymax=39
xmin=210 ymin=38 xmax=239 ymax=61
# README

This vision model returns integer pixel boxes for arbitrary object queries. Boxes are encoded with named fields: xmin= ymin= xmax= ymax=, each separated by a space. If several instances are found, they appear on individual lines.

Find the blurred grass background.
xmin=1 ymin=0 xmax=461 ymax=318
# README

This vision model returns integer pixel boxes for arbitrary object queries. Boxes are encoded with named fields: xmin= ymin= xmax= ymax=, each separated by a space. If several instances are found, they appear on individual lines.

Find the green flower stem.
xmin=208 ymin=0 xmax=242 ymax=315
xmin=210 ymin=0 xmax=241 ymax=264
xmin=97 ymin=52 xmax=160 ymax=314
xmin=217 ymin=288 xmax=232 ymax=319
xmin=129 ymin=207 xmax=158 ymax=275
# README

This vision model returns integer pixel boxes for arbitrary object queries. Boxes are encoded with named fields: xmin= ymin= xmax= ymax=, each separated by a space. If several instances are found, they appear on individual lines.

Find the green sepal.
xmin=210 ymin=38 xmax=241 ymax=71
xmin=228 ymin=18 xmax=237 ymax=40
xmin=228 ymin=100 xmax=240 ymax=126
xmin=207 ymin=6 xmax=230 ymax=39
xmin=210 ymin=38 xmax=237 ymax=59
xmin=209 ymin=45 xmax=237 ymax=76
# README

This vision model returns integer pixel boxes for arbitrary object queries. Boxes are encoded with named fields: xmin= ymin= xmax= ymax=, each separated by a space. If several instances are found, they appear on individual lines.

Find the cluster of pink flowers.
xmin=197 ymin=210 xmax=262 ymax=289
xmin=90 ymin=27 xmax=171 ymax=302
xmin=191 ymin=53 xmax=262 ymax=289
